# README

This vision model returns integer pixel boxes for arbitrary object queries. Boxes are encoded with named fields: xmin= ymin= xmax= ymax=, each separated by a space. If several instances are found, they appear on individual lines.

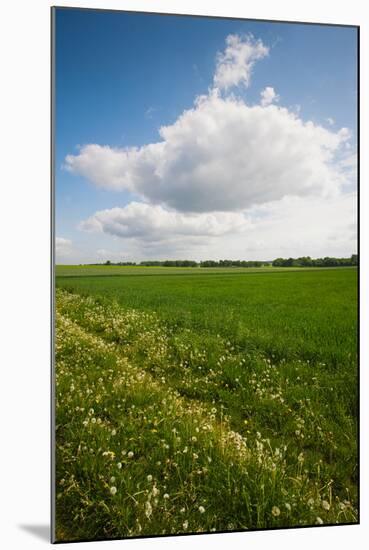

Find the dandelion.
xmin=183 ymin=520 xmax=189 ymax=530
xmin=147 ymin=475 xmax=153 ymax=482
xmin=272 ymin=506 xmax=281 ymax=517
xmin=163 ymin=493 xmax=169 ymax=500
xmin=91 ymin=417 xmax=96 ymax=424
xmin=285 ymin=503 xmax=291 ymax=511
xmin=198 ymin=506 xmax=205 ymax=514
xmin=111 ymin=429 xmax=116 ymax=436
xmin=145 ymin=500 xmax=153 ymax=519
xmin=127 ymin=451 xmax=134 ymax=459
xmin=110 ymin=486 xmax=117 ymax=495
xmin=321 ymin=500 xmax=330 ymax=511
xmin=180 ymin=507 xmax=186 ymax=514
xmin=117 ymin=462 xmax=122 ymax=469
xmin=102 ymin=451 xmax=115 ymax=460
xmin=110 ymin=476 xmax=116 ymax=484
xmin=316 ymin=516 xmax=324 ymax=524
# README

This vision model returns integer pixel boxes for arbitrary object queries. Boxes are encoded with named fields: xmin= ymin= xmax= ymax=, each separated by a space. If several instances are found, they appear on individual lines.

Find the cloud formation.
xmin=80 ymin=201 xmax=250 ymax=242
xmin=63 ymin=32 xmax=356 ymax=262
xmin=260 ymin=86 xmax=279 ymax=106
xmin=65 ymin=91 xmax=350 ymax=213
xmin=81 ymin=192 xmax=356 ymax=262
xmin=213 ymin=34 xmax=269 ymax=90
xmin=55 ymin=237 xmax=73 ymax=257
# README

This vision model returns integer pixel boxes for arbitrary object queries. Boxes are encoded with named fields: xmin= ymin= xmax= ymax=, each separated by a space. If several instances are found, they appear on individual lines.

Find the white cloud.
xmin=63 ymin=32 xmax=356 ymax=262
xmin=213 ymin=34 xmax=269 ymax=90
xmin=79 ymin=193 xmax=357 ymax=261
xmin=260 ymin=86 xmax=279 ymax=106
xmin=340 ymin=152 xmax=357 ymax=169
xmin=80 ymin=201 xmax=250 ymax=242
xmin=326 ymin=117 xmax=335 ymax=126
xmin=193 ymin=193 xmax=357 ymax=260
xmin=55 ymin=237 xmax=73 ymax=257
xmin=65 ymin=92 xmax=351 ymax=213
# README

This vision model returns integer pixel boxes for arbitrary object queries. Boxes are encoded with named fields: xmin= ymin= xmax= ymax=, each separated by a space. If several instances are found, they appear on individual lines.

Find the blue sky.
xmin=55 ymin=8 xmax=358 ymax=263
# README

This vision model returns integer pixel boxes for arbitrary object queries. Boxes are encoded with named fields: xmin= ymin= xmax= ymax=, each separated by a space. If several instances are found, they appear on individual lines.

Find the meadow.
xmin=54 ymin=266 xmax=358 ymax=541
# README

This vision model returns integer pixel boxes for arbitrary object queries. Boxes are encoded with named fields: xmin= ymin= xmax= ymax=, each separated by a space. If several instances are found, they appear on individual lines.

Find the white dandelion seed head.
xmin=322 ymin=500 xmax=330 ymax=511
xmin=145 ymin=500 xmax=153 ymax=519
xmin=272 ymin=506 xmax=281 ymax=517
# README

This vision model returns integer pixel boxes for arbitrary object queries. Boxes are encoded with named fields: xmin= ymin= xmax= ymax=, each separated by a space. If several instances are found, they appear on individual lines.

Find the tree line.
xmin=272 ymin=254 xmax=358 ymax=267
xmin=100 ymin=259 xmax=266 ymax=267
xmin=96 ymin=254 xmax=357 ymax=268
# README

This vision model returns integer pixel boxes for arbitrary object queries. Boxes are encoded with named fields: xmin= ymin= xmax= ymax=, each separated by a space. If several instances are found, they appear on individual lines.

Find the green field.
xmin=55 ymin=266 xmax=358 ymax=541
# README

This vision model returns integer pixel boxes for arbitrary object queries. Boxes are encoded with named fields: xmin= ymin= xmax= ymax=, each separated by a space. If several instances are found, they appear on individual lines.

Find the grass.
xmin=54 ymin=266 xmax=358 ymax=541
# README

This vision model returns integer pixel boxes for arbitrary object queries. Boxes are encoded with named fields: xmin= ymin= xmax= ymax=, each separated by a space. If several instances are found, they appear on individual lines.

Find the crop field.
xmin=54 ymin=267 xmax=358 ymax=541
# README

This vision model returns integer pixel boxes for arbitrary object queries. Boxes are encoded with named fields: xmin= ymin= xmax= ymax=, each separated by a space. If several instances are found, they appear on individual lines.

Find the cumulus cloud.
xmin=82 ymin=193 xmax=356 ymax=261
xmin=213 ymin=34 xmax=269 ymax=90
xmin=260 ymin=86 xmax=279 ymax=106
xmin=195 ymin=192 xmax=357 ymax=260
xmin=65 ymin=92 xmax=351 ymax=213
xmin=339 ymin=152 xmax=357 ymax=169
xmin=80 ymin=201 xmax=250 ymax=242
xmin=55 ymin=237 xmax=73 ymax=257
xmin=64 ymin=32 xmax=356 ymax=262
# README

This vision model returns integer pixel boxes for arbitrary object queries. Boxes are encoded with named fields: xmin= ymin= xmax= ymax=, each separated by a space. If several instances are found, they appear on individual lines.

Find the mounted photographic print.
xmin=52 ymin=6 xmax=359 ymax=543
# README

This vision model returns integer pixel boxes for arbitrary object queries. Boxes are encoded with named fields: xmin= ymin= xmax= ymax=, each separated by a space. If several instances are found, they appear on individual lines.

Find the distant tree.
xmin=272 ymin=255 xmax=357 ymax=268
xmin=272 ymin=258 xmax=284 ymax=267
xmin=297 ymin=256 xmax=313 ymax=267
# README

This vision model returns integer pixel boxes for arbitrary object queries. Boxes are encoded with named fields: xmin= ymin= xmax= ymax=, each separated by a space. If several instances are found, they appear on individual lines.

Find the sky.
xmin=54 ymin=8 xmax=358 ymax=264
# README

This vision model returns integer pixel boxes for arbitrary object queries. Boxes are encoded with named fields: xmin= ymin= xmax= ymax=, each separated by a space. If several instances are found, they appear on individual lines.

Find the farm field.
xmin=55 ymin=267 xmax=358 ymax=541
xmin=55 ymin=264 xmax=353 ymax=277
